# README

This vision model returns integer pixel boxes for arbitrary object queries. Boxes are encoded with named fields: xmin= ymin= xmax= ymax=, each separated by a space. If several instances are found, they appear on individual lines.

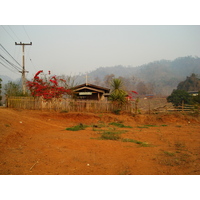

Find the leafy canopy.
xmin=167 ymin=90 xmax=192 ymax=106
xmin=109 ymin=78 xmax=127 ymax=105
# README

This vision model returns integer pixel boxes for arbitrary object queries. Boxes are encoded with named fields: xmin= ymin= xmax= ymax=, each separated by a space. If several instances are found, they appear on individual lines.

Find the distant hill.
xmin=0 ymin=75 xmax=13 ymax=84
xmin=76 ymin=56 xmax=200 ymax=96
xmin=177 ymin=73 xmax=200 ymax=91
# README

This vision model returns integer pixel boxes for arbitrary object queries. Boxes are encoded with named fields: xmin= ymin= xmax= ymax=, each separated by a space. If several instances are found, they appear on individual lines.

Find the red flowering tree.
xmin=27 ymin=70 xmax=72 ymax=100
xmin=127 ymin=90 xmax=138 ymax=101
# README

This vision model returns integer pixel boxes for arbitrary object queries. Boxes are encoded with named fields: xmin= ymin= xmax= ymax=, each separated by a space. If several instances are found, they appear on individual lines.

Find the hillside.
xmin=76 ymin=56 xmax=200 ymax=96
xmin=0 ymin=75 xmax=13 ymax=84
xmin=1 ymin=56 xmax=200 ymax=96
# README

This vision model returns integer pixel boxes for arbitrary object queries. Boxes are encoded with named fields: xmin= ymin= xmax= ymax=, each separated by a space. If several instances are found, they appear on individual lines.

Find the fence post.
xmin=182 ymin=100 xmax=184 ymax=112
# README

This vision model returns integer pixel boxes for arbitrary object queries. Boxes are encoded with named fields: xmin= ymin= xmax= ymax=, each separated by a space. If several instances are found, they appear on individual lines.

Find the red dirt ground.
xmin=0 ymin=107 xmax=200 ymax=175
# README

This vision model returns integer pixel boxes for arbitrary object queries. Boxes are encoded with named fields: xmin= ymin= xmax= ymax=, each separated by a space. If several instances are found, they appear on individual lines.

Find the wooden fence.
xmin=6 ymin=97 xmax=199 ymax=113
xmin=7 ymin=97 xmax=136 ymax=113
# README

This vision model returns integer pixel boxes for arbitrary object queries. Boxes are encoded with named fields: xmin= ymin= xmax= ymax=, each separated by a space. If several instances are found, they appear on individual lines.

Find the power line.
xmin=0 ymin=61 xmax=19 ymax=74
xmin=23 ymin=26 xmax=32 ymax=42
xmin=0 ymin=54 xmax=22 ymax=71
xmin=0 ymin=44 xmax=22 ymax=68
xmin=1 ymin=26 xmax=15 ymax=42
xmin=8 ymin=26 xmax=21 ymax=41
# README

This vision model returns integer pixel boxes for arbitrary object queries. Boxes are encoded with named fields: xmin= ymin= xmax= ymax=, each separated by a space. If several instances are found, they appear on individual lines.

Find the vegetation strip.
xmin=66 ymin=124 xmax=88 ymax=131
xmin=109 ymin=122 xmax=133 ymax=128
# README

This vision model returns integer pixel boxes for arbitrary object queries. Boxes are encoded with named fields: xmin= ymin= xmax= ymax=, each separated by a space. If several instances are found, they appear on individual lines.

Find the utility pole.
xmin=15 ymin=42 xmax=32 ymax=95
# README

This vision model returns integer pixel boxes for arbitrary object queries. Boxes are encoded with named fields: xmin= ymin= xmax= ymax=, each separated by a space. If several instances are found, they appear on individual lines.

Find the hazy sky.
xmin=0 ymin=25 xmax=200 ymax=80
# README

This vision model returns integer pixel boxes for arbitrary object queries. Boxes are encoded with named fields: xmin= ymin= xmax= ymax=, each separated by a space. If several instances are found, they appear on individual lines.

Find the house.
xmin=188 ymin=91 xmax=199 ymax=96
xmin=72 ymin=83 xmax=110 ymax=101
xmin=145 ymin=94 xmax=154 ymax=99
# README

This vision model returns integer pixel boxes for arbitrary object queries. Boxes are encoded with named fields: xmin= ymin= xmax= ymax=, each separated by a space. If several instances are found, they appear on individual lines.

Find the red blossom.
xmin=27 ymin=70 xmax=71 ymax=100
xmin=132 ymin=91 xmax=138 ymax=94
xmin=34 ymin=70 xmax=43 ymax=79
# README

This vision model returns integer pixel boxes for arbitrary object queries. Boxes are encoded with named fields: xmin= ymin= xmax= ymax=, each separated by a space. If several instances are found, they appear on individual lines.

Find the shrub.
xmin=66 ymin=124 xmax=88 ymax=131
xmin=167 ymin=89 xmax=192 ymax=107
xmin=109 ymin=122 xmax=132 ymax=128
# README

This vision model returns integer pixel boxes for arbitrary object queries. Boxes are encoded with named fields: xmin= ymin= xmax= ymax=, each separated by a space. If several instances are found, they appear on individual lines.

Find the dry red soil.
xmin=0 ymin=108 xmax=200 ymax=175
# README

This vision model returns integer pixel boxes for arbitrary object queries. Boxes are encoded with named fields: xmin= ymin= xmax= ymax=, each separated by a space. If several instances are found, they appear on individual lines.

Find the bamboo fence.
xmin=7 ymin=97 xmax=136 ymax=113
xmin=6 ymin=97 xmax=198 ymax=113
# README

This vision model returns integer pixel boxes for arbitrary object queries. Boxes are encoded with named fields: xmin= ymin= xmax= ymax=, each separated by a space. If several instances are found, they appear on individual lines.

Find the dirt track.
xmin=0 ymin=108 xmax=200 ymax=175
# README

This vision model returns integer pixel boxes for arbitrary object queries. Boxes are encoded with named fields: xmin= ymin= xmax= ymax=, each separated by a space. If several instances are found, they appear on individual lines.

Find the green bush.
xmin=109 ymin=122 xmax=132 ymax=128
xmin=167 ymin=89 xmax=192 ymax=107
xmin=66 ymin=124 xmax=88 ymax=131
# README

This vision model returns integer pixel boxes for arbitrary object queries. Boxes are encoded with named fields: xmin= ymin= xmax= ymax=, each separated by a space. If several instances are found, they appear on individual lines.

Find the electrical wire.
xmin=23 ymin=26 xmax=32 ymax=42
xmin=0 ymin=44 xmax=22 ymax=68
xmin=0 ymin=54 xmax=22 ymax=71
xmin=1 ymin=26 xmax=15 ymax=42
xmin=8 ymin=26 xmax=21 ymax=42
xmin=0 ymin=61 xmax=19 ymax=74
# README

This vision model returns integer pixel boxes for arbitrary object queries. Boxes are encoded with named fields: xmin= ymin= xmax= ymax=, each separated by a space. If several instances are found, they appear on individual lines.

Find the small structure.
xmin=72 ymin=83 xmax=110 ymax=101
xmin=188 ymin=91 xmax=199 ymax=96
xmin=145 ymin=94 xmax=154 ymax=99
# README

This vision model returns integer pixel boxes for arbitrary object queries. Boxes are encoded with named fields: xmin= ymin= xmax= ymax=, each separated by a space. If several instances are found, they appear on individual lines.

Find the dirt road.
xmin=0 ymin=108 xmax=200 ymax=175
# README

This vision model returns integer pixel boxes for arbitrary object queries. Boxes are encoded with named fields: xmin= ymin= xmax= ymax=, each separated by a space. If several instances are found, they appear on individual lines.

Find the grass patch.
xmin=159 ymin=152 xmax=190 ymax=166
xmin=174 ymin=141 xmax=185 ymax=150
xmin=96 ymin=129 xmax=125 ymax=141
xmin=66 ymin=124 xmax=88 ymax=131
xmin=60 ymin=110 xmax=68 ymax=113
xmin=137 ymin=124 xmax=163 ymax=128
xmin=145 ymin=125 xmax=158 ymax=127
xmin=163 ymin=151 xmax=175 ymax=156
xmin=121 ymin=138 xmax=152 ymax=147
xmin=100 ymin=132 xmax=121 ymax=140
xmin=137 ymin=125 xmax=149 ymax=128
xmin=109 ymin=122 xmax=133 ymax=128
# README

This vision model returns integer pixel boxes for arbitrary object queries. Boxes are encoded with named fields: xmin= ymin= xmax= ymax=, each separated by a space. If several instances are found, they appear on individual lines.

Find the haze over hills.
xmin=0 ymin=75 xmax=13 ymax=83
xmin=1 ymin=56 xmax=200 ymax=96
xmin=76 ymin=56 xmax=200 ymax=96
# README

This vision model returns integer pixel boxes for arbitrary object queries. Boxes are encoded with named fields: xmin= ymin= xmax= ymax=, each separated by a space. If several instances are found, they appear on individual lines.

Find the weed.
xmin=100 ymin=131 xmax=121 ymax=140
xmin=160 ymin=124 xmax=168 ymax=127
xmin=174 ymin=141 xmax=185 ymax=150
xmin=121 ymin=138 xmax=152 ymax=147
xmin=113 ymin=109 xmax=121 ymax=115
xmin=119 ymin=168 xmax=132 ymax=175
xmin=137 ymin=124 xmax=158 ymax=128
xmin=5 ymin=124 xmax=10 ymax=127
xmin=145 ymin=125 xmax=158 ymax=127
xmin=66 ymin=124 xmax=88 ymax=131
xmin=163 ymin=151 xmax=175 ymax=156
xmin=137 ymin=126 xmax=149 ymax=128
xmin=109 ymin=122 xmax=132 ymax=128
xmin=157 ymin=150 xmax=191 ymax=166
xmin=60 ymin=110 xmax=68 ymax=113
xmin=93 ymin=128 xmax=126 ymax=141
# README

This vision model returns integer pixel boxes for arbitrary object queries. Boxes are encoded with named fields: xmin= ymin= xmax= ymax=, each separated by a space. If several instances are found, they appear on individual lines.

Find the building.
xmin=188 ymin=91 xmax=199 ymax=96
xmin=72 ymin=83 xmax=110 ymax=101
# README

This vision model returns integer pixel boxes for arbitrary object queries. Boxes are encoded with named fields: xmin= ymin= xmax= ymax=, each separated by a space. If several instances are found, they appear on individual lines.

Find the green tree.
xmin=109 ymin=78 xmax=127 ymax=111
xmin=192 ymin=91 xmax=200 ymax=104
xmin=4 ymin=81 xmax=24 ymax=97
xmin=167 ymin=89 xmax=192 ymax=107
